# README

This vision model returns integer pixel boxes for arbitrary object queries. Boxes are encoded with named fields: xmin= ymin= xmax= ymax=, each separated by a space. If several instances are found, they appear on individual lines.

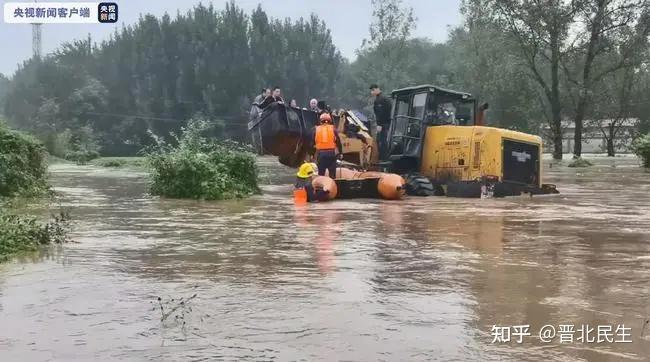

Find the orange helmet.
xmin=319 ymin=113 xmax=332 ymax=123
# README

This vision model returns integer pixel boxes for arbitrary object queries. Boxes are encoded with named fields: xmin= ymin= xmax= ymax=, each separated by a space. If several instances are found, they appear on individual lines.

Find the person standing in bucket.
xmin=309 ymin=98 xmax=320 ymax=113
xmin=312 ymin=113 xmax=343 ymax=177
xmin=258 ymin=86 xmax=284 ymax=108
xmin=294 ymin=162 xmax=330 ymax=203
xmin=370 ymin=84 xmax=392 ymax=156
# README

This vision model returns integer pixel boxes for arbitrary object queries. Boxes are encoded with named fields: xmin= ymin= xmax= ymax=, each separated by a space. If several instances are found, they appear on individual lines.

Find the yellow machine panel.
xmin=420 ymin=125 xmax=544 ymax=187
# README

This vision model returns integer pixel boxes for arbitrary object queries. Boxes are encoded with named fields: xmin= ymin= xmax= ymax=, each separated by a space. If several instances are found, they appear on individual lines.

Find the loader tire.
xmin=404 ymin=174 xmax=436 ymax=196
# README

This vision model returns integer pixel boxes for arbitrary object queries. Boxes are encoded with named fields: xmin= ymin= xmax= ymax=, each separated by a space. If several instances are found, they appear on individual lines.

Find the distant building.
xmin=541 ymin=118 xmax=638 ymax=154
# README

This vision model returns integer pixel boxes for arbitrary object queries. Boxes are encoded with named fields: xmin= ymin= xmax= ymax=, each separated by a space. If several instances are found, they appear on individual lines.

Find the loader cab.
xmin=385 ymin=85 xmax=476 ymax=171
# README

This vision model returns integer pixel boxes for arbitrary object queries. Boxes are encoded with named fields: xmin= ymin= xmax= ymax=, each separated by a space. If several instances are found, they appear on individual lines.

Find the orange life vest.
xmin=315 ymin=124 xmax=336 ymax=150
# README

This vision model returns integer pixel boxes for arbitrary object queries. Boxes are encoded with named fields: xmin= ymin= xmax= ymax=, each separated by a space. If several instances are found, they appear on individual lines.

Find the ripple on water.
xmin=1 ymin=158 xmax=649 ymax=361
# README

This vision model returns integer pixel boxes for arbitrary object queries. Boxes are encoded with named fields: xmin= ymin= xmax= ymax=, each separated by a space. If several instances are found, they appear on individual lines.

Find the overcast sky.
xmin=0 ymin=0 xmax=462 ymax=76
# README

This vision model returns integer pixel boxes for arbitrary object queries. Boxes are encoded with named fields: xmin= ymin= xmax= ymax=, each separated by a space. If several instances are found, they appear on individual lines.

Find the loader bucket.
xmin=248 ymin=102 xmax=319 ymax=168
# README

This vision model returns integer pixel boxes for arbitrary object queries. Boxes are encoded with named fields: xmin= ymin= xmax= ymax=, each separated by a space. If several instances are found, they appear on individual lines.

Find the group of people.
xmin=290 ymin=112 xmax=343 ymax=202
xmin=291 ymin=83 xmax=393 ymax=203
xmin=253 ymin=87 xmax=327 ymax=113
xmin=251 ymin=84 xmax=393 ymax=203
xmin=253 ymin=87 xmax=284 ymax=109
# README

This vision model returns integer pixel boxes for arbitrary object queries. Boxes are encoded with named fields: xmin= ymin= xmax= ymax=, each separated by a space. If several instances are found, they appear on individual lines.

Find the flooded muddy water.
xmin=1 ymin=156 xmax=649 ymax=361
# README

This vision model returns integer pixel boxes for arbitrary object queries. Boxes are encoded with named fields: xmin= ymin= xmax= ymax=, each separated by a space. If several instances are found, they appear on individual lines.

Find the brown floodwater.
xmin=1 ymin=156 xmax=649 ymax=361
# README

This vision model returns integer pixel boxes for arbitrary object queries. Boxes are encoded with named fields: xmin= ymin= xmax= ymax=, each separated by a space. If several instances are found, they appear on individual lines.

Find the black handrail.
xmin=392 ymin=115 xmax=422 ymax=122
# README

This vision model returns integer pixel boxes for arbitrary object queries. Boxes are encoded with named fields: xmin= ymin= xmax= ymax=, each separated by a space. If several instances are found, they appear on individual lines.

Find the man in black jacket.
xmin=258 ymin=86 xmax=285 ymax=108
xmin=370 ymin=84 xmax=392 ymax=157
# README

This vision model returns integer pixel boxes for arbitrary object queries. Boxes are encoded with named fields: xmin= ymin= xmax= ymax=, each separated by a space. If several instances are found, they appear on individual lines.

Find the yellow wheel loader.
xmin=377 ymin=84 xmax=558 ymax=197
xmin=248 ymin=84 xmax=558 ymax=198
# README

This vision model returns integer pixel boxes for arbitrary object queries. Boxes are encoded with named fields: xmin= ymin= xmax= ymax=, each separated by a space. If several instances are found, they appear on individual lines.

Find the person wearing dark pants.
xmin=317 ymin=149 xmax=337 ymax=177
xmin=369 ymin=83 xmax=392 ymax=158
xmin=312 ymin=112 xmax=343 ymax=177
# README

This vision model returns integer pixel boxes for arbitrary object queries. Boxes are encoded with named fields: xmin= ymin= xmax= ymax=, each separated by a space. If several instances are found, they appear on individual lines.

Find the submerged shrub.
xmin=567 ymin=157 xmax=594 ymax=168
xmin=97 ymin=159 xmax=126 ymax=167
xmin=93 ymin=157 xmax=144 ymax=168
xmin=145 ymin=119 xmax=259 ymax=200
xmin=632 ymin=134 xmax=650 ymax=168
xmin=0 ymin=122 xmax=49 ymax=197
xmin=0 ymin=207 xmax=71 ymax=262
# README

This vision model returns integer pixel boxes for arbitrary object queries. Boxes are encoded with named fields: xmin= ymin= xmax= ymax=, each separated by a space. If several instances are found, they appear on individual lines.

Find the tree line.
xmin=0 ymin=0 xmax=648 ymax=159
xmin=1 ymin=2 xmax=344 ymax=156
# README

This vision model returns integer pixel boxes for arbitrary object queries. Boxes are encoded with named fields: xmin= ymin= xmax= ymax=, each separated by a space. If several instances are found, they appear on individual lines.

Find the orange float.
xmin=311 ymin=176 xmax=338 ymax=200
xmin=326 ymin=167 xmax=406 ymax=200
xmin=359 ymin=171 xmax=406 ymax=200
xmin=378 ymin=173 xmax=406 ymax=200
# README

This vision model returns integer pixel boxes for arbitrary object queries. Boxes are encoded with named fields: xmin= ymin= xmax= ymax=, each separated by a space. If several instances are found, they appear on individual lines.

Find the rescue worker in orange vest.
xmin=312 ymin=112 xmax=343 ymax=177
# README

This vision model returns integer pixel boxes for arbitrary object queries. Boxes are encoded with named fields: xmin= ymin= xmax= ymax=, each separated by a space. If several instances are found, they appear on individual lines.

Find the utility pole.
xmin=31 ymin=0 xmax=42 ymax=59
xmin=32 ymin=23 xmax=42 ymax=58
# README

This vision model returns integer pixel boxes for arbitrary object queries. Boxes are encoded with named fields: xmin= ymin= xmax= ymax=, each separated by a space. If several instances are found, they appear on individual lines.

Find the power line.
xmin=85 ymin=111 xmax=249 ymax=126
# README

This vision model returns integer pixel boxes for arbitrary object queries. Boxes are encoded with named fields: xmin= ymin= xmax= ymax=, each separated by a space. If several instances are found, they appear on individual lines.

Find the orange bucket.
xmin=293 ymin=188 xmax=308 ymax=204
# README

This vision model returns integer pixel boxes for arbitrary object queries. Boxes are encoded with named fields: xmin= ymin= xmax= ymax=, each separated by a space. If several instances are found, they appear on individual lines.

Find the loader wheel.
xmin=404 ymin=174 xmax=437 ymax=196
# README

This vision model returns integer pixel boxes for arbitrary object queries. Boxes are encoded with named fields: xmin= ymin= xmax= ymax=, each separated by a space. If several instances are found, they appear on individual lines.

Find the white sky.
xmin=0 ymin=0 xmax=462 ymax=76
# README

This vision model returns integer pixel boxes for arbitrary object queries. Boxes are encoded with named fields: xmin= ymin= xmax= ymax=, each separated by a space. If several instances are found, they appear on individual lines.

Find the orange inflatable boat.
xmin=329 ymin=168 xmax=405 ymax=200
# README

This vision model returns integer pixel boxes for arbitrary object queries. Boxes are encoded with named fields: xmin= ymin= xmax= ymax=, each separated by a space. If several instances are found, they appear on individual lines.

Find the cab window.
xmin=395 ymin=96 xmax=409 ymax=117
xmin=456 ymin=101 xmax=474 ymax=126
xmin=436 ymin=102 xmax=457 ymax=125
xmin=410 ymin=93 xmax=427 ymax=120
xmin=392 ymin=96 xmax=410 ymax=137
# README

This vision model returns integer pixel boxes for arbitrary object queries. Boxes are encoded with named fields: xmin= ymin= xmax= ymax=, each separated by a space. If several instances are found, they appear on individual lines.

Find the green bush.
xmin=97 ymin=159 xmax=126 ymax=167
xmin=64 ymin=149 xmax=100 ymax=165
xmin=0 ymin=122 xmax=49 ymax=197
xmin=632 ymin=134 xmax=650 ymax=168
xmin=45 ymin=126 xmax=101 ymax=165
xmin=0 ymin=207 xmax=70 ymax=262
xmin=93 ymin=157 xmax=144 ymax=168
xmin=145 ymin=119 xmax=260 ymax=200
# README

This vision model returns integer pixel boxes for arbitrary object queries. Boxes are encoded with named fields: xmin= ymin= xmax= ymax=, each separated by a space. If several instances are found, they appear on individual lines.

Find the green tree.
xmin=352 ymin=0 xmax=417 ymax=109
xmin=0 ymin=74 xmax=9 ymax=116
xmin=563 ymin=0 xmax=650 ymax=158
xmin=2 ymin=3 xmax=346 ymax=155
xmin=446 ymin=3 xmax=543 ymax=132
xmin=485 ymin=0 xmax=582 ymax=160
xmin=588 ymin=66 xmax=639 ymax=156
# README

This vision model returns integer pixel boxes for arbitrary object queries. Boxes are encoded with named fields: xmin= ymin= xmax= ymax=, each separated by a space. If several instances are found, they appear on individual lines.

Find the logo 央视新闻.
xmin=98 ymin=2 xmax=117 ymax=23
xmin=512 ymin=150 xmax=531 ymax=163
